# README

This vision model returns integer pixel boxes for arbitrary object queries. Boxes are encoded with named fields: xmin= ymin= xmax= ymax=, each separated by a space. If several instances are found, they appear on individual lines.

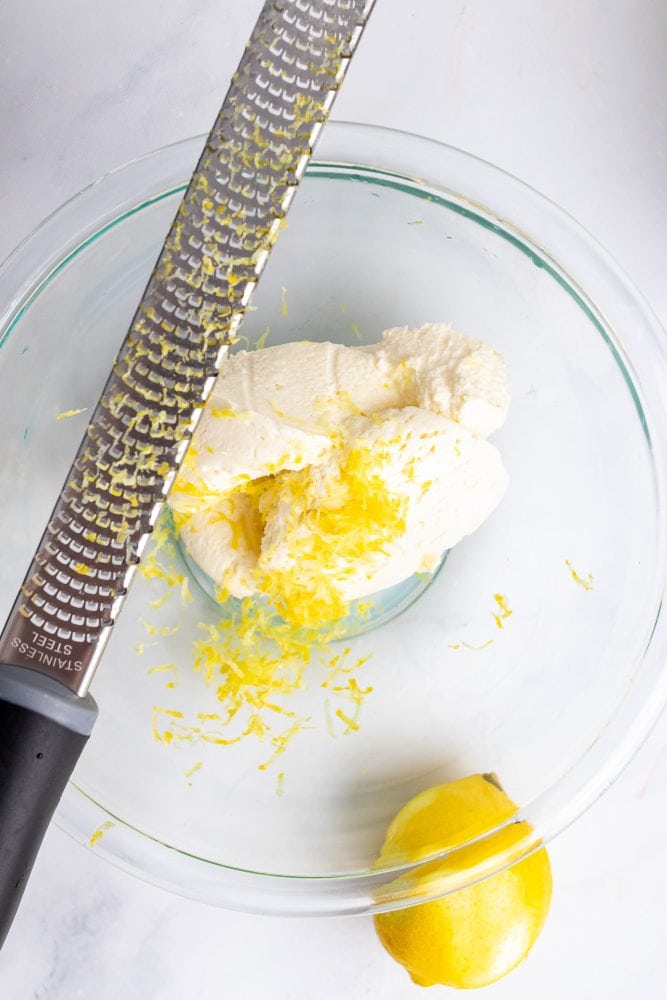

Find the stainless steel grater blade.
xmin=0 ymin=0 xmax=375 ymax=699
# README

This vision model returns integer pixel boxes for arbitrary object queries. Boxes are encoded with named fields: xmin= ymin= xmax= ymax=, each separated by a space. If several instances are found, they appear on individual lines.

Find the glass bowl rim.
xmin=1 ymin=121 xmax=667 ymax=915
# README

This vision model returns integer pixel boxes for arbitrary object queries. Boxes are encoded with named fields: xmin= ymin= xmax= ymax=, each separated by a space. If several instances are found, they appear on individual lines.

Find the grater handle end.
xmin=0 ymin=666 xmax=97 ymax=950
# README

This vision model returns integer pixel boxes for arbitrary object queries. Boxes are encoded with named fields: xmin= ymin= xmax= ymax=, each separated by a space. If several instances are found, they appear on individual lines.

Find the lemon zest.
xmin=141 ymin=511 xmax=373 ymax=769
xmin=335 ymin=707 xmax=360 ymax=733
xmin=448 ymin=640 xmax=494 ymax=651
xmin=184 ymin=760 xmax=203 ymax=779
xmin=492 ymin=593 xmax=512 ymax=630
xmin=56 ymin=407 xmax=87 ymax=420
xmin=565 ymin=559 xmax=593 ymax=591
xmin=88 ymin=821 xmax=114 ymax=847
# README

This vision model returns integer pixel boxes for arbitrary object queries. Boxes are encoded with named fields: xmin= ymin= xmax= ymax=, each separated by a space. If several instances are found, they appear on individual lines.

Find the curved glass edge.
xmin=0 ymin=187 xmax=187 ymax=353
xmin=56 ymin=781 xmax=545 ymax=916
xmin=1 ymin=124 xmax=666 ymax=910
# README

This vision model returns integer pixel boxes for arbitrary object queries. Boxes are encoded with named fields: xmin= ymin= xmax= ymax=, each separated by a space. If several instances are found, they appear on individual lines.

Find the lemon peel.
xmin=374 ymin=774 xmax=552 ymax=989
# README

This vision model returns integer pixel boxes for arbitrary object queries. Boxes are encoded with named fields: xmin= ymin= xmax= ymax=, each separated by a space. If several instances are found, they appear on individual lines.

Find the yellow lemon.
xmin=374 ymin=774 xmax=552 ymax=989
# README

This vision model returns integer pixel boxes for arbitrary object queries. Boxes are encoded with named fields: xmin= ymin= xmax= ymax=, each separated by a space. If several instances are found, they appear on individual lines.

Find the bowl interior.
xmin=0 ymin=131 xmax=663 ymax=903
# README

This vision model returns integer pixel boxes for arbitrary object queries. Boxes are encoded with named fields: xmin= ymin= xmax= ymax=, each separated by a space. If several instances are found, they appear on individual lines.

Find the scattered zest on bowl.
xmin=136 ymin=323 xmax=511 ymax=769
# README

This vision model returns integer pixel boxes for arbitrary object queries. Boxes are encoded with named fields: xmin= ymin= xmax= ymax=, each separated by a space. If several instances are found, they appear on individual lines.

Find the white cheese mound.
xmin=170 ymin=324 xmax=510 ymax=618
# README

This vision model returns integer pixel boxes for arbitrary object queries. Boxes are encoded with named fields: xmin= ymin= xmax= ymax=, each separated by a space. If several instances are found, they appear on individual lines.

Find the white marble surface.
xmin=1 ymin=1 xmax=667 ymax=996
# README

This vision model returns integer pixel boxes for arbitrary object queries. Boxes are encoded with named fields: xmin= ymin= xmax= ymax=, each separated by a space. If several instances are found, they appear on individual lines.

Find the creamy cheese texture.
xmin=170 ymin=324 xmax=510 ymax=625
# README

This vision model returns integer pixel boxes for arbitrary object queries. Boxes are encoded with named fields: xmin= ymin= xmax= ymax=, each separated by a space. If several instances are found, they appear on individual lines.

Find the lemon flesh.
xmin=374 ymin=774 xmax=552 ymax=989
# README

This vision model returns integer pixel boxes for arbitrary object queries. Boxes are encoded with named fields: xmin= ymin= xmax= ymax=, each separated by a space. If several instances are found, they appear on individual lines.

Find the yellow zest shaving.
xmin=565 ymin=560 xmax=593 ymax=591
xmin=56 ymin=407 xmax=87 ymax=420
xmin=88 ymin=821 xmax=114 ymax=847
xmin=152 ymin=707 xmax=184 ymax=745
xmin=492 ymin=592 xmax=512 ymax=629
xmin=147 ymin=663 xmax=178 ymax=675
xmin=209 ymin=407 xmax=252 ymax=419
xmin=448 ymin=639 xmax=494 ymax=651
xmin=335 ymin=707 xmax=360 ymax=733
xmin=276 ymin=771 xmax=286 ymax=796
xmin=255 ymin=327 xmax=270 ymax=350
xmin=258 ymin=720 xmax=305 ymax=771
xmin=281 ymin=286 xmax=288 ymax=317
xmin=184 ymin=761 xmax=204 ymax=780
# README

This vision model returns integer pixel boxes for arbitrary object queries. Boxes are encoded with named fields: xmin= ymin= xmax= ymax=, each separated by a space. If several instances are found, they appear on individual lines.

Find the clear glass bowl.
xmin=1 ymin=123 xmax=666 ymax=915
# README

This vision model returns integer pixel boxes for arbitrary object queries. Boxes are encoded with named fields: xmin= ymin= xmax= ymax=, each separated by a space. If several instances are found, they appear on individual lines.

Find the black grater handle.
xmin=0 ymin=664 xmax=97 ymax=950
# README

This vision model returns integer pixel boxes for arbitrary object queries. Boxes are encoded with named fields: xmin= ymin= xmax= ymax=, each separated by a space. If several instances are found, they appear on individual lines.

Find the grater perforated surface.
xmin=0 ymin=0 xmax=375 ymax=695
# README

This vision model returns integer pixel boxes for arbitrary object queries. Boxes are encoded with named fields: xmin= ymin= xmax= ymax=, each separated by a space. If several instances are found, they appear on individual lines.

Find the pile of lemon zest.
xmin=88 ymin=821 xmax=114 ymax=848
xmin=56 ymin=407 xmax=87 ymax=420
xmin=148 ymin=450 xmax=385 ymax=769
xmin=565 ymin=559 xmax=593 ymax=591
xmin=172 ymin=590 xmax=374 ymax=767
xmin=251 ymin=441 xmax=407 ymax=629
